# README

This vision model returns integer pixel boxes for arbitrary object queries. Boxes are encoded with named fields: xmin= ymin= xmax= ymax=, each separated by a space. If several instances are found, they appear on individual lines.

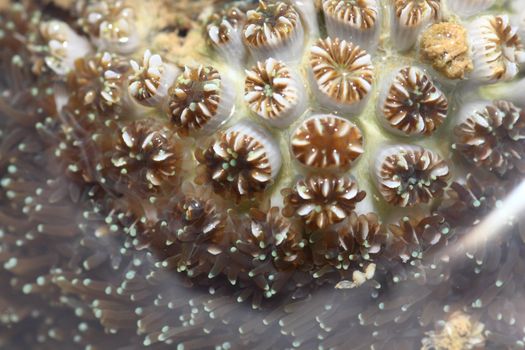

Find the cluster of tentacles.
xmin=1 ymin=1 xmax=525 ymax=350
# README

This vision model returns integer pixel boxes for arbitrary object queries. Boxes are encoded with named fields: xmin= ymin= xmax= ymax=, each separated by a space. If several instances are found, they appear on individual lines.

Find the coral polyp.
xmin=378 ymin=66 xmax=448 ymax=136
xmin=243 ymin=0 xmax=303 ymax=61
xmin=206 ymin=5 xmax=246 ymax=62
xmin=469 ymin=15 xmax=525 ymax=82
xmin=155 ymin=185 xmax=227 ymax=274
xmin=310 ymin=37 xmax=374 ymax=113
xmin=374 ymin=145 xmax=450 ymax=207
xmin=39 ymin=20 xmax=92 ymax=75
xmin=321 ymin=0 xmax=380 ymax=50
xmin=233 ymin=207 xmax=307 ymax=295
xmin=282 ymin=175 xmax=366 ymax=229
xmin=387 ymin=213 xmax=449 ymax=263
xmin=128 ymin=50 xmax=179 ymax=107
xmin=454 ymin=100 xmax=525 ymax=177
xmin=391 ymin=0 xmax=441 ymax=51
xmin=195 ymin=122 xmax=281 ymax=200
xmin=3 ymin=0 xmax=525 ymax=349
xmin=168 ymin=65 xmax=234 ymax=136
xmin=65 ymin=51 xmax=130 ymax=113
xmin=103 ymin=119 xmax=182 ymax=191
xmin=244 ymin=58 xmax=304 ymax=127
xmin=291 ymin=114 xmax=364 ymax=170
xmin=309 ymin=211 xmax=386 ymax=274
xmin=77 ymin=0 xmax=139 ymax=53
xmin=448 ymin=0 xmax=495 ymax=17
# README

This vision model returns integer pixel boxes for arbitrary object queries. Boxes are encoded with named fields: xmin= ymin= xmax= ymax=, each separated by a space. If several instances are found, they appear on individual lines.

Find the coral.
xmin=39 ymin=20 xmax=92 ymax=76
xmin=0 ymin=3 xmax=48 ymax=76
xmin=242 ymin=0 xmax=303 ymax=60
xmin=291 ymin=114 xmax=364 ymax=170
xmin=0 ymin=59 xmax=57 ymax=127
xmin=379 ymin=66 xmax=448 ymax=136
xmin=448 ymin=0 xmax=495 ymax=17
xmin=393 ymin=0 xmax=440 ymax=26
xmin=64 ymin=51 xmax=130 ymax=115
xmin=150 ymin=184 xmax=227 ymax=276
xmin=387 ymin=213 xmax=450 ymax=263
xmin=195 ymin=123 xmax=280 ymax=201
xmin=469 ymin=15 xmax=525 ymax=82
xmin=232 ymin=207 xmax=307 ymax=297
xmin=309 ymin=212 xmax=386 ymax=276
xmin=102 ymin=119 xmax=182 ymax=193
xmin=77 ymin=0 xmax=138 ymax=53
xmin=439 ymin=173 xmax=506 ymax=228
xmin=244 ymin=58 xmax=304 ymax=127
xmin=282 ymin=175 xmax=366 ymax=229
xmin=205 ymin=4 xmax=246 ymax=61
xmin=321 ymin=0 xmax=380 ymax=50
xmin=454 ymin=100 xmax=525 ymax=177
xmin=2 ymin=0 xmax=525 ymax=349
xmin=206 ymin=5 xmax=245 ymax=46
xmin=128 ymin=50 xmax=178 ymax=107
xmin=322 ymin=0 xmax=378 ymax=30
xmin=391 ymin=0 xmax=441 ymax=51
xmin=309 ymin=37 xmax=374 ymax=113
xmin=168 ymin=65 xmax=233 ymax=136
xmin=374 ymin=145 xmax=450 ymax=207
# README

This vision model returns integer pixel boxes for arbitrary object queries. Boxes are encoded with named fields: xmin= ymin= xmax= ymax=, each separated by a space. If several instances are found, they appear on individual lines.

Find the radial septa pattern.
xmin=378 ymin=66 xmax=448 ymax=136
xmin=104 ymin=119 xmax=181 ymax=192
xmin=77 ymin=0 xmax=139 ymax=54
xmin=469 ymin=15 xmax=525 ymax=83
xmin=128 ymin=50 xmax=179 ymax=107
xmin=374 ymin=145 xmax=450 ymax=207
xmin=65 ymin=51 xmax=131 ymax=114
xmin=454 ymin=100 xmax=525 ymax=177
xmin=310 ymin=37 xmax=374 ymax=114
xmin=391 ymin=0 xmax=441 ymax=51
xmin=243 ymin=1 xmax=304 ymax=61
xmin=206 ymin=5 xmax=247 ymax=63
xmin=322 ymin=0 xmax=380 ymax=51
xmin=168 ymin=65 xmax=234 ymax=136
xmin=309 ymin=211 xmax=386 ymax=272
xmin=244 ymin=58 xmax=304 ymax=127
xmin=291 ymin=114 xmax=364 ymax=170
xmin=282 ymin=175 xmax=366 ymax=229
xmin=39 ymin=20 xmax=93 ymax=75
xmin=195 ymin=122 xmax=281 ymax=201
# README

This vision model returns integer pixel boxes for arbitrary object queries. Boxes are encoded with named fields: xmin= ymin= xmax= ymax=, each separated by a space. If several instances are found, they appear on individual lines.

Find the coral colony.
xmin=3 ymin=0 xmax=525 ymax=349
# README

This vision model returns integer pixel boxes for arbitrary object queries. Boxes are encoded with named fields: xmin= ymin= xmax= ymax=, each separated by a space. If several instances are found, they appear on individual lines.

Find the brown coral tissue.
xmin=282 ymin=175 xmax=366 ymax=229
xmin=454 ymin=100 xmax=525 ymax=177
xmin=374 ymin=145 xmax=450 ymax=207
xmin=3 ymin=1 xmax=525 ymax=350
